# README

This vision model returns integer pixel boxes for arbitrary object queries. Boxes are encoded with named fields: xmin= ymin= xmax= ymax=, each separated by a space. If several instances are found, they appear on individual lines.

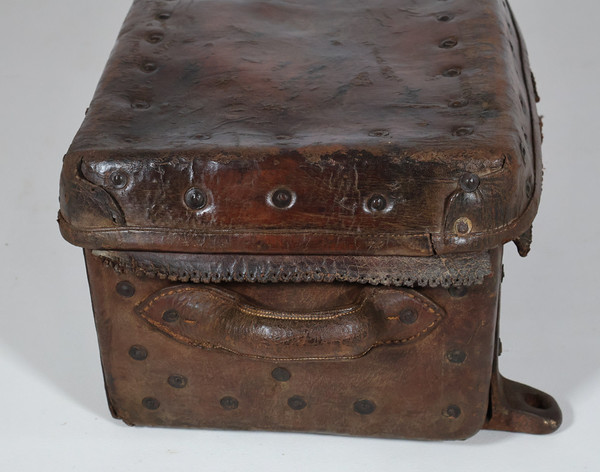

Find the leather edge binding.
xmin=91 ymin=250 xmax=492 ymax=288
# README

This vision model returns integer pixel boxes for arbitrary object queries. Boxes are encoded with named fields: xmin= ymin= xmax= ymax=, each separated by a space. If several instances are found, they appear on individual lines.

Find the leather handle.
xmin=136 ymin=285 xmax=445 ymax=360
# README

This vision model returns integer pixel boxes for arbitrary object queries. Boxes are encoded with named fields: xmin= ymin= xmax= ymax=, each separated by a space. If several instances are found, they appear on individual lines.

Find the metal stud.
xmin=129 ymin=345 xmax=148 ymax=361
xmin=142 ymin=397 xmax=160 ymax=410
xmin=367 ymin=194 xmax=388 ymax=213
xmin=437 ymin=14 xmax=454 ymax=22
xmin=454 ymin=217 xmax=472 ymax=235
xmin=353 ymin=399 xmax=376 ymax=415
xmin=442 ymin=67 xmax=462 ymax=77
xmin=459 ymin=173 xmax=480 ymax=192
xmin=399 ymin=309 xmax=418 ymax=325
xmin=142 ymin=61 xmax=158 ymax=73
xmin=184 ymin=188 xmax=207 ymax=210
xmin=444 ymin=405 xmax=462 ymax=418
xmin=220 ymin=396 xmax=239 ymax=410
xmin=449 ymin=285 xmax=468 ymax=298
xmin=131 ymin=99 xmax=150 ymax=110
xmin=453 ymin=126 xmax=474 ymax=137
xmin=146 ymin=32 xmax=164 ymax=43
xmin=162 ymin=309 xmax=180 ymax=323
xmin=168 ymin=374 xmax=188 ymax=389
xmin=439 ymin=37 xmax=458 ymax=49
xmin=368 ymin=129 xmax=390 ymax=137
xmin=446 ymin=350 xmax=467 ymax=364
xmin=116 ymin=281 xmax=135 ymax=298
xmin=287 ymin=396 xmax=307 ymax=410
xmin=109 ymin=170 xmax=128 ymax=189
xmin=272 ymin=367 xmax=291 ymax=382
xmin=270 ymin=188 xmax=295 ymax=209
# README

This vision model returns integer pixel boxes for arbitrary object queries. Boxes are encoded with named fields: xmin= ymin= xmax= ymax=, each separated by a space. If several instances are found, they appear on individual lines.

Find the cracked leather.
xmin=92 ymin=250 xmax=492 ymax=288
xmin=58 ymin=0 xmax=541 ymax=256
xmin=135 ymin=285 xmax=444 ymax=360
xmin=58 ymin=0 xmax=561 ymax=439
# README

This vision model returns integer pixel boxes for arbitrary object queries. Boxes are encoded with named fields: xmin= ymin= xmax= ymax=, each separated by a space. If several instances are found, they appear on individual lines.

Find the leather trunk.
xmin=58 ymin=0 xmax=561 ymax=439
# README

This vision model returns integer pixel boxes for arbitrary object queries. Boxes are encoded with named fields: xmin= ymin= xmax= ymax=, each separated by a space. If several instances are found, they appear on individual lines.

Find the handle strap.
xmin=135 ymin=285 xmax=445 ymax=360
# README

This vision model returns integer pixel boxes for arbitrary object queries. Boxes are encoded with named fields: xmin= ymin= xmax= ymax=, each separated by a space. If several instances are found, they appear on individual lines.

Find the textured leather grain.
xmin=92 ymin=250 xmax=493 ymax=288
xmin=135 ymin=284 xmax=445 ymax=360
xmin=59 ymin=0 xmax=541 ymax=256
xmin=59 ymin=0 xmax=562 ymax=439
xmin=84 ymin=247 xmax=503 ymax=439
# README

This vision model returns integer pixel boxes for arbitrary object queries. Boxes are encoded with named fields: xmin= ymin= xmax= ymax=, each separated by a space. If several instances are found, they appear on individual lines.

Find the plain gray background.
xmin=1 ymin=1 xmax=598 ymax=470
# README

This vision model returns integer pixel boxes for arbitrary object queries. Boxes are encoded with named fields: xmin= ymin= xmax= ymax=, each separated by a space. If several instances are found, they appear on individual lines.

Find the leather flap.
xmin=59 ymin=0 xmax=541 ymax=256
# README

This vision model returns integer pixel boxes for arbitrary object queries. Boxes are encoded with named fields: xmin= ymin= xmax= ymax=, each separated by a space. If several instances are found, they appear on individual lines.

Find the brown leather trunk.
xmin=59 ymin=0 xmax=561 ymax=439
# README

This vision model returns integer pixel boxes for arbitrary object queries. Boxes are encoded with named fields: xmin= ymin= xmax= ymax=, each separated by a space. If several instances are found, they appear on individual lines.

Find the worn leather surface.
xmin=59 ymin=0 xmax=561 ymax=439
xmin=59 ymin=0 xmax=542 ymax=256
xmin=135 ymin=284 xmax=445 ymax=360
xmin=92 ymin=250 xmax=492 ymax=288
xmin=85 ymin=247 xmax=503 ymax=439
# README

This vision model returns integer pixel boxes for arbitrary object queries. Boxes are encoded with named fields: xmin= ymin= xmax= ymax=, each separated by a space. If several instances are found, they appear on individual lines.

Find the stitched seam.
xmin=137 ymin=286 xmax=445 ymax=360
xmin=140 ymin=285 xmax=365 ymax=320
xmin=140 ymin=310 xmax=443 ymax=361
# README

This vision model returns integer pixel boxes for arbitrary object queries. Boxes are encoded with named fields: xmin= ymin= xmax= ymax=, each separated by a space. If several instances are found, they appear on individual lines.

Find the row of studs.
xmin=107 ymin=170 xmax=482 ymax=230
xmin=124 ymin=7 xmax=476 ymax=140
xmin=128 ymin=347 xmax=463 ymax=418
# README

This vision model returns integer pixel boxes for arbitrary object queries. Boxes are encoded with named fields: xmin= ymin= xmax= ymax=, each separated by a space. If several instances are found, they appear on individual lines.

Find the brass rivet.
xmin=116 ymin=281 xmax=135 ymax=298
xmin=459 ymin=173 xmax=480 ymax=192
xmin=109 ymin=170 xmax=128 ymax=189
xmin=220 ymin=396 xmax=239 ymax=410
xmin=272 ymin=367 xmax=291 ymax=382
xmin=142 ymin=397 xmax=160 ymax=410
xmin=454 ymin=217 xmax=472 ymax=235
xmin=184 ymin=188 xmax=207 ymax=210
xmin=129 ymin=345 xmax=148 ymax=361
xmin=287 ymin=396 xmax=307 ymax=410
xmin=167 ymin=374 xmax=188 ymax=389
xmin=399 ymin=309 xmax=418 ymax=325
xmin=444 ymin=405 xmax=462 ymax=418
xmin=353 ymin=399 xmax=376 ymax=415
